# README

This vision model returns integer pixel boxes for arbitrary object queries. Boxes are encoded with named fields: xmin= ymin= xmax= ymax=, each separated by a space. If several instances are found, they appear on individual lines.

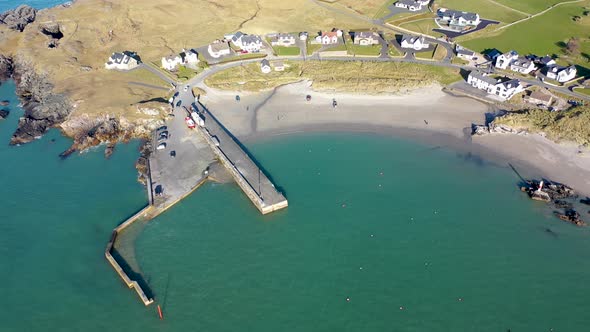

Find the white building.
xmin=207 ymin=42 xmax=231 ymax=58
xmin=437 ymin=8 xmax=481 ymax=26
xmin=230 ymin=32 xmax=263 ymax=52
xmin=455 ymin=45 xmax=475 ymax=59
xmin=105 ymin=51 xmax=140 ymax=70
xmin=260 ymin=59 xmax=271 ymax=73
xmin=495 ymin=50 xmax=519 ymax=70
xmin=400 ymin=35 xmax=429 ymax=50
xmin=467 ymin=71 xmax=523 ymax=100
xmin=509 ymin=57 xmax=536 ymax=74
xmin=545 ymin=65 xmax=577 ymax=83
xmin=271 ymin=33 xmax=296 ymax=47
xmin=183 ymin=49 xmax=199 ymax=65
xmin=316 ymin=31 xmax=339 ymax=45
xmin=354 ymin=31 xmax=380 ymax=46
xmin=299 ymin=32 xmax=308 ymax=41
xmin=161 ymin=54 xmax=183 ymax=71
xmin=394 ymin=0 xmax=429 ymax=12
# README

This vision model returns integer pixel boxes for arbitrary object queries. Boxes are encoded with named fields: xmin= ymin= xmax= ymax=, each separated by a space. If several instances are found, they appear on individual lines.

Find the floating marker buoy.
xmin=346 ymin=297 xmax=350 ymax=302
xmin=342 ymin=204 xmax=346 ymax=208
xmin=359 ymin=267 xmax=363 ymax=270
xmin=458 ymin=298 xmax=463 ymax=302
xmin=370 ymin=234 xmax=374 ymax=237
xmin=399 ymin=306 xmax=404 ymax=310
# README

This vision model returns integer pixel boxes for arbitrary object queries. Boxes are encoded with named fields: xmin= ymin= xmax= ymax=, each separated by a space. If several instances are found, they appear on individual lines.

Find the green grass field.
xmin=399 ymin=18 xmax=444 ymax=37
xmin=307 ymin=42 xmax=322 ymax=55
xmin=274 ymin=46 xmax=301 ymax=56
xmin=461 ymin=3 xmax=590 ymax=67
xmin=389 ymin=46 xmax=402 ymax=57
xmin=435 ymin=0 xmax=527 ymax=23
xmin=494 ymin=0 xmax=578 ymax=14
xmin=347 ymin=44 xmax=381 ymax=56
xmin=577 ymin=88 xmax=590 ymax=96
xmin=218 ymin=53 xmax=267 ymax=64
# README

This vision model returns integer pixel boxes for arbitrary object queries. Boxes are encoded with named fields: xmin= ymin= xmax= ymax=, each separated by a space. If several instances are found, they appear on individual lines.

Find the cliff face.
xmin=0 ymin=5 xmax=37 ymax=32
xmin=9 ymin=57 xmax=72 ymax=145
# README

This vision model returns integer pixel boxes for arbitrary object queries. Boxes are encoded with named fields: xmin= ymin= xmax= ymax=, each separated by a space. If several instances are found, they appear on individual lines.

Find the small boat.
xmin=306 ymin=95 xmax=312 ymax=101
xmin=235 ymin=95 xmax=241 ymax=102
xmin=332 ymin=99 xmax=337 ymax=108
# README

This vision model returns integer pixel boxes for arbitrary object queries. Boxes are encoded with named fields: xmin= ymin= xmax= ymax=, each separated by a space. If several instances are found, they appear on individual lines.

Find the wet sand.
xmin=199 ymin=81 xmax=590 ymax=196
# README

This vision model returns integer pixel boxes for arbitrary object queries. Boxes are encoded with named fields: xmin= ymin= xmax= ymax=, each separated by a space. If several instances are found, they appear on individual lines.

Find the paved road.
xmin=138 ymin=63 xmax=177 ymax=86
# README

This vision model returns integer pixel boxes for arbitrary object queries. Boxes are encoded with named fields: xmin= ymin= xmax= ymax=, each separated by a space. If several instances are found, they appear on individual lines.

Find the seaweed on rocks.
xmin=0 ymin=108 xmax=9 ymax=119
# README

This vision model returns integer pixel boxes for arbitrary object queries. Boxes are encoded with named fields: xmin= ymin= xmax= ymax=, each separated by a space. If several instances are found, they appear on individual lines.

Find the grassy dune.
xmin=0 ymin=0 xmax=369 ymax=120
xmin=495 ymin=106 xmax=590 ymax=145
xmin=205 ymin=60 xmax=462 ymax=93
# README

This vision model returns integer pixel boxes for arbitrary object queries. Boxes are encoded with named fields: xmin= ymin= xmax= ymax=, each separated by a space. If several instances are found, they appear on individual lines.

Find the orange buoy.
xmin=157 ymin=305 xmax=163 ymax=320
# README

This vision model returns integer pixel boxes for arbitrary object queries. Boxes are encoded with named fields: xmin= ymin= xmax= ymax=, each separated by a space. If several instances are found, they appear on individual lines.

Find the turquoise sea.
xmin=0 ymin=0 xmax=65 ymax=12
xmin=2 ymin=76 xmax=590 ymax=332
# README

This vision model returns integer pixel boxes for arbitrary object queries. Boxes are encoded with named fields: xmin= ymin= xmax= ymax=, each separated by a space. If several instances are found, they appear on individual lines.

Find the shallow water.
xmin=0 ymin=0 xmax=65 ymax=12
xmin=2 ymin=79 xmax=590 ymax=331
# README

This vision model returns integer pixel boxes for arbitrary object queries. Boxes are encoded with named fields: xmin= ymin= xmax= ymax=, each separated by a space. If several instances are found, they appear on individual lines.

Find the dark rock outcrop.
xmin=0 ymin=55 xmax=13 ymax=80
xmin=9 ymin=58 xmax=72 ymax=145
xmin=0 ymin=108 xmax=9 ymax=119
xmin=0 ymin=5 xmax=37 ymax=32
xmin=39 ymin=22 xmax=64 ymax=48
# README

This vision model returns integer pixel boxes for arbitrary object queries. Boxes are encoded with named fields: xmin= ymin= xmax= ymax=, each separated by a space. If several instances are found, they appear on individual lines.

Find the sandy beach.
xmin=199 ymin=81 xmax=590 ymax=196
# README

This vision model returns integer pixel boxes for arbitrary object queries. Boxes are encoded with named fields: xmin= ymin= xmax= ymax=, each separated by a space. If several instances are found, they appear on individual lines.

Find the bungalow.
xmin=467 ymin=71 xmax=523 ymax=100
xmin=316 ymin=31 xmax=339 ymax=45
xmin=299 ymin=32 xmax=308 ymax=41
xmin=104 ymin=51 xmax=140 ymax=70
xmin=525 ymin=91 xmax=553 ymax=107
xmin=273 ymin=60 xmax=285 ymax=72
xmin=437 ymin=8 xmax=481 ymax=26
xmin=239 ymin=35 xmax=263 ymax=52
xmin=161 ymin=54 xmax=182 ymax=71
xmin=207 ymin=42 xmax=231 ymax=58
xmin=544 ymin=65 xmax=577 ymax=83
xmin=271 ymin=33 xmax=297 ymax=47
xmin=400 ymin=35 xmax=429 ymax=50
xmin=527 ymin=54 xmax=556 ymax=67
xmin=455 ymin=45 xmax=475 ymax=59
xmin=495 ymin=50 xmax=519 ymax=70
xmin=394 ymin=0 xmax=429 ymax=12
xmin=354 ymin=31 xmax=380 ymax=46
xmin=509 ymin=57 xmax=536 ymax=74
xmin=260 ymin=59 xmax=271 ymax=74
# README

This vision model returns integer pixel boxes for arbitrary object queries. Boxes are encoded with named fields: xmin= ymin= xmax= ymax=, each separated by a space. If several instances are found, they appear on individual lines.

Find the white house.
xmin=207 ymin=42 xmax=231 ymax=58
xmin=236 ymin=35 xmax=263 ymax=53
xmin=437 ymin=8 xmax=480 ymax=26
xmin=260 ymin=59 xmax=271 ymax=73
xmin=400 ymin=35 xmax=429 ymax=50
xmin=467 ymin=71 xmax=523 ymax=100
xmin=394 ymin=0 xmax=429 ymax=12
xmin=161 ymin=54 xmax=183 ymax=71
xmin=299 ymin=32 xmax=308 ymax=41
xmin=495 ymin=50 xmax=519 ymax=70
xmin=316 ymin=31 xmax=339 ymax=45
xmin=509 ymin=57 xmax=536 ymax=74
xmin=183 ymin=49 xmax=199 ymax=65
xmin=354 ymin=31 xmax=380 ymax=45
xmin=105 ymin=51 xmax=140 ymax=70
xmin=545 ymin=65 xmax=577 ymax=83
xmin=455 ymin=45 xmax=475 ymax=59
xmin=271 ymin=33 xmax=296 ymax=46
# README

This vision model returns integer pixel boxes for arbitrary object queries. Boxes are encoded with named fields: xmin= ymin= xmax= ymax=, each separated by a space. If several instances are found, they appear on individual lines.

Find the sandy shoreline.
xmin=199 ymin=81 xmax=590 ymax=196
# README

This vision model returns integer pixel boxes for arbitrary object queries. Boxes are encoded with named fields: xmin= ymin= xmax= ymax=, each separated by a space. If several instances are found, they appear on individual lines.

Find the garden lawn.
xmin=399 ymin=18 xmax=443 ymax=37
xmin=347 ymin=44 xmax=381 ymax=56
xmin=435 ymin=0 xmax=527 ymax=23
xmin=274 ymin=46 xmax=301 ymax=56
xmin=462 ymin=2 xmax=590 ymax=65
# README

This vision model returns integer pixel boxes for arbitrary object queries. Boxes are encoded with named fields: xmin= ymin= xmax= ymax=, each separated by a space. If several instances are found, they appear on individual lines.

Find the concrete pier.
xmin=194 ymin=102 xmax=288 ymax=214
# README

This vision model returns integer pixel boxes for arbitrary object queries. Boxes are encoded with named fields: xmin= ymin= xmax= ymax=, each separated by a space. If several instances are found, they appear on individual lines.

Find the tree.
xmin=565 ymin=37 xmax=580 ymax=55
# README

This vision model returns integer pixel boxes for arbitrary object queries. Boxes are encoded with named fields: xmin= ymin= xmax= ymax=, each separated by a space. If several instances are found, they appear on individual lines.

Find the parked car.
xmin=157 ymin=136 xmax=167 ymax=143
xmin=170 ymin=150 xmax=176 ymax=158
xmin=157 ymin=126 xmax=167 ymax=132
xmin=176 ymin=100 xmax=182 ymax=107
xmin=159 ymin=131 xmax=169 ymax=138
xmin=183 ymin=85 xmax=189 ymax=92
xmin=157 ymin=142 xmax=167 ymax=150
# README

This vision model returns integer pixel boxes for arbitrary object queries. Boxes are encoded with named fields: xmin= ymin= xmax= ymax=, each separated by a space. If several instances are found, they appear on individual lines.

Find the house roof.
xmin=261 ymin=59 xmax=270 ymax=67
xmin=401 ymin=34 xmax=425 ymax=44
xmin=529 ymin=91 xmax=552 ymax=103
xmin=322 ymin=31 xmax=338 ymax=38
xmin=241 ymin=35 xmax=262 ymax=45
xmin=231 ymin=31 xmax=244 ymax=43
xmin=277 ymin=33 xmax=295 ymax=39
xmin=501 ymin=50 xmax=519 ymax=59
xmin=438 ymin=8 xmax=479 ymax=22
xmin=545 ymin=64 xmax=576 ymax=75
xmin=469 ymin=71 xmax=498 ymax=85
xmin=163 ymin=54 xmax=179 ymax=61
xmin=496 ymin=78 xmax=521 ymax=90
xmin=397 ymin=0 xmax=420 ymax=6
xmin=456 ymin=46 xmax=474 ymax=56
xmin=511 ymin=57 xmax=534 ymax=69
xmin=210 ymin=42 xmax=229 ymax=52
xmin=356 ymin=31 xmax=378 ymax=39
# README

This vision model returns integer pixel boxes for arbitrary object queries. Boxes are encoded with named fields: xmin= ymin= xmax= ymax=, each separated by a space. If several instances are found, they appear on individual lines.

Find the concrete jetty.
xmin=194 ymin=102 xmax=288 ymax=214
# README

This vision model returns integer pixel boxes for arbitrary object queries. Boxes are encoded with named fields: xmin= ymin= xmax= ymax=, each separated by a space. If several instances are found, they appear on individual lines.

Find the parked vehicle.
xmin=159 ymin=132 xmax=169 ymax=139
xmin=157 ymin=136 xmax=167 ymax=143
xmin=176 ymin=100 xmax=182 ymax=107
xmin=183 ymin=85 xmax=189 ymax=92
xmin=212 ymin=135 xmax=220 ymax=147
xmin=185 ymin=116 xmax=196 ymax=129
xmin=306 ymin=95 xmax=312 ymax=101
xmin=170 ymin=150 xmax=176 ymax=158
xmin=235 ymin=95 xmax=240 ymax=102
xmin=157 ymin=142 xmax=167 ymax=150
xmin=157 ymin=126 xmax=167 ymax=132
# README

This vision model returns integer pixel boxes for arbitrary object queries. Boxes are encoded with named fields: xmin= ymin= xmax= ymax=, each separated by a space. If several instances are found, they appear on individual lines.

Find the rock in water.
xmin=0 ymin=108 xmax=9 ymax=119
xmin=0 ymin=5 xmax=37 ymax=32
xmin=0 ymin=55 xmax=14 ymax=80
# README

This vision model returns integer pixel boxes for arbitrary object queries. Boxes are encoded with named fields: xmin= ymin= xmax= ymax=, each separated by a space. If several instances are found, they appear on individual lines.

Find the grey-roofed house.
xmin=394 ymin=0 xmax=429 ymax=12
xmin=544 ymin=65 xmax=577 ymax=83
xmin=467 ymin=71 xmax=523 ymax=100
xmin=467 ymin=71 xmax=498 ymax=90
xmin=495 ymin=50 xmax=519 ymax=70
xmin=260 ymin=59 xmax=271 ymax=73
xmin=234 ymin=34 xmax=263 ymax=52
xmin=455 ymin=45 xmax=475 ymax=59
xmin=525 ymin=91 xmax=553 ymax=107
xmin=437 ymin=8 xmax=480 ymax=27
xmin=400 ymin=35 xmax=429 ymax=50
xmin=509 ymin=57 xmax=536 ymax=74
xmin=208 ymin=42 xmax=231 ymax=58
xmin=105 ymin=51 xmax=140 ymax=70
xmin=270 ymin=33 xmax=296 ymax=46
xmin=353 ymin=31 xmax=380 ymax=45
